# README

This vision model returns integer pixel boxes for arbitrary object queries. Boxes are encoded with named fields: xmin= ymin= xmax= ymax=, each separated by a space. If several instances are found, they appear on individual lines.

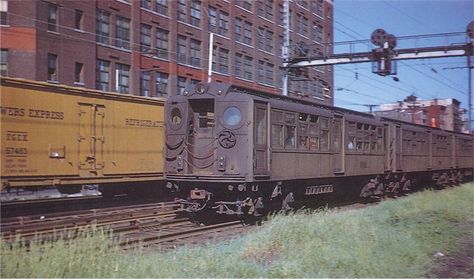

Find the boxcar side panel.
xmin=1 ymin=78 xmax=164 ymax=188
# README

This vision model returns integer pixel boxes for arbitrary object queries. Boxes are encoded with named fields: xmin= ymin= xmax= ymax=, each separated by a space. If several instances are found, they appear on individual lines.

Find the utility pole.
xmin=208 ymin=33 xmax=214 ymax=83
xmin=281 ymin=0 xmax=290 ymax=96
xmin=467 ymin=21 xmax=473 ymax=131
xmin=468 ymin=54 xmax=472 ymax=131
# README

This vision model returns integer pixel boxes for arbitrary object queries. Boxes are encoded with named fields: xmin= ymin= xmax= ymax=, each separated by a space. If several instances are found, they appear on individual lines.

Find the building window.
xmin=177 ymin=0 xmax=186 ymax=22
xmin=140 ymin=71 xmax=151 ymax=97
xmin=177 ymin=35 xmax=186 ymax=63
xmin=209 ymin=7 xmax=217 ymax=32
xmin=48 ymin=4 xmax=58 ymax=32
xmin=213 ymin=47 xmax=229 ymax=74
xmin=156 ymin=28 xmax=169 ymax=59
xmin=140 ymin=24 xmax=152 ymax=53
xmin=257 ymin=27 xmax=265 ymax=50
xmin=0 ymin=49 xmax=7 ymax=76
xmin=177 ymin=76 xmax=187 ymax=95
xmin=141 ymin=0 xmax=151 ymax=10
xmin=235 ymin=18 xmax=242 ymax=42
xmin=243 ymin=55 xmax=253 ymax=80
xmin=116 ymin=63 xmax=130 ymax=93
xmin=313 ymin=24 xmax=323 ymax=42
xmin=265 ymin=63 xmax=274 ymax=85
xmin=218 ymin=11 xmax=229 ymax=37
xmin=156 ymin=0 xmax=168 ymax=15
xmin=243 ymin=20 xmax=252 ymax=45
xmin=236 ymin=0 xmax=252 ymax=11
xmin=155 ymin=71 xmax=168 ymax=97
xmin=75 ymin=10 xmax=84 ymax=30
xmin=257 ymin=27 xmax=273 ymax=52
xmin=75 ymin=62 xmax=84 ymax=84
xmin=257 ymin=60 xmax=265 ymax=82
xmin=297 ymin=0 xmax=309 ymax=9
xmin=257 ymin=60 xmax=273 ymax=86
xmin=296 ymin=14 xmax=309 ymax=36
xmin=96 ymin=10 xmax=110 ymax=44
xmin=0 ymin=0 xmax=7 ymax=25
xmin=96 ymin=60 xmax=110 ymax=91
xmin=47 ymin=53 xmax=58 ymax=81
xmin=257 ymin=0 xmax=273 ymax=20
xmin=235 ymin=53 xmax=243 ymax=78
xmin=189 ymin=0 xmax=200 ymax=27
xmin=116 ymin=16 xmax=130 ymax=49
xmin=178 ymin=0 xmax=200 ymax=27
xmin=265 ymin=30 xmax=274 ymax=53
xmin=190 ymin=39 xmax=201 ymax=67
xmin=312 ymin=0 xmax=323 ymax=16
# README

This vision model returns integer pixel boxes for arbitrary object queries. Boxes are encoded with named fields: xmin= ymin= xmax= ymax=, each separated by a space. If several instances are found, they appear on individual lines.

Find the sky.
xmin=332 ymin=0 xmax=473 ymax=125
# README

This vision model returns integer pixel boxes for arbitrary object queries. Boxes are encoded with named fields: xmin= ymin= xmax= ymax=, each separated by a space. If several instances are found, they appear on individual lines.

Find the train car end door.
xmin=254 ymin=103 xmax=269 ymax=176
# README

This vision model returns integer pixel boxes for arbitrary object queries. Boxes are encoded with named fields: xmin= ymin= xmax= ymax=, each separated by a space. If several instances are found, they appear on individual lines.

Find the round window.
xmin=170 ymin=107 xmax=182 ymax=127
xmin=223 ymin=106 xmax=242 ymax=126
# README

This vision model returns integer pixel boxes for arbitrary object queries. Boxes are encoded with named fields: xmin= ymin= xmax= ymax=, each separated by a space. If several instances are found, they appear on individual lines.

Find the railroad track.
xmin=1 ymin=201 xmax=251 ymax=251
xmin=1 ymin=201 xmax=180 ymax=239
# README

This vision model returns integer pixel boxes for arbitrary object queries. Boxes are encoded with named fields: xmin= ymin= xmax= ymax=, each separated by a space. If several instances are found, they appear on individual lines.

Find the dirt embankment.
xmin=428 ymin=223 xmax=474 ymax=278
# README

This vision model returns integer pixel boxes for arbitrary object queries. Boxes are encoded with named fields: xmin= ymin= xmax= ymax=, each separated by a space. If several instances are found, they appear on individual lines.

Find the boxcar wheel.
xmin=57 ymin=185 xmax=82 ymax=195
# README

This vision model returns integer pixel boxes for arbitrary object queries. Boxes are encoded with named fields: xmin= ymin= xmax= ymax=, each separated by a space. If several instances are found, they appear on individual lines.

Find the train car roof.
xmin=1 ymin=77 xmax=166 ymax=105
xmin=207 ymin=82 xmax=471 ymax=137
xmin=227 ymin=84 xmax=376 ymax=118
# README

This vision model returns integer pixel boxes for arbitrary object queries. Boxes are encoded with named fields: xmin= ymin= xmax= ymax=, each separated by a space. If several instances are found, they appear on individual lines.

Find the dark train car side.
xmin=164 ymin=82 xmax=473 ymax=215
xmin=1 ymin=77 xmax=165 ymax=196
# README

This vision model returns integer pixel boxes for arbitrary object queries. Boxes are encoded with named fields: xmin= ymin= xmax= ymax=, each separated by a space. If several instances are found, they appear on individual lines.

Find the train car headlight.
xmin=218 ymin=155 xmax=226 ymax=171
xmin=177 ymin=155 xmax=184 ymax=171
xmin=195 ymin=84 xmax=207 ymax=94
xmin=170 ymin=107 xmax=183 ymax=129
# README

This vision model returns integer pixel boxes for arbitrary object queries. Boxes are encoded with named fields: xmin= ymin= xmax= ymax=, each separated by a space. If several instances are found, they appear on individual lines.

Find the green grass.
xmin=2 ymin=182 xmax=473 ymax=278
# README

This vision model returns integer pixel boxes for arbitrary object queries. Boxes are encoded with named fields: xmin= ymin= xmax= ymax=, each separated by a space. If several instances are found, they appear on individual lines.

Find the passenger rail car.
xmin=164 ymin=83 xmax=473 ymax=215
xmin=1 ymin=77 xmax=165 ymax=196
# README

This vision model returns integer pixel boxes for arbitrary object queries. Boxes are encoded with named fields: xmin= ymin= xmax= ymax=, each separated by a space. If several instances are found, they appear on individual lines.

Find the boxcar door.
xmin=78 ymin=103 xmax=105 ymax=172
xmin=254 ymin=103 xmax=269 ymax=175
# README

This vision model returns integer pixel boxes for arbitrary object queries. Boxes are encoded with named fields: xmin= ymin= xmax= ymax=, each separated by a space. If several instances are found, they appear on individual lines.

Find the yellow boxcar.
xmin=1 ymin=77 xmax=165 ymax=193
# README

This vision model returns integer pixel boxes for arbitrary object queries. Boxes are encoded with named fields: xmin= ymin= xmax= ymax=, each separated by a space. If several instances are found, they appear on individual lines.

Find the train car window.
xmin=190 ymin=100 xmax=214 ymax=129
xmin=309 ymin=123 xmax=319 ymax=150
xmin=299 ymin=113 xmax=309 ymax=122
xmin=298 ymin=113 xmax=309 ymax=150
xmin=272 ymin=123 xmax=284 ymax=147
xmin=369 ymin=126 xmax=376 ymax=152
xmin=223 ymin=106 xmax=242 ymax=126
xmin=271 ymin=110 xmax=284 ymax=148
xmin=198 ymin=111 xmax=214 ymax=128
xmin=376 ymin=127 xmax=384 ymax=153
xmin=309 ymin=115 xmax=318 ymax=123
xmin=298 ymin=123 xmax=309 ymax=149
xmin=256 ymin=107 xmax=267 ymax=145
xmin=272 ymin=110 xmax=284 ymax=122
xmin=285 ymin=113 xmax=296 ymax=125
xmin=346 ymin=121 xmax=356 ymax=152
xmin=319 ymin=116 xmax=329 ymax=151
xmin=284 ymin=112 xmax=297 ymax=148
xmin=285 ymin=125 xmax=296 ymax=148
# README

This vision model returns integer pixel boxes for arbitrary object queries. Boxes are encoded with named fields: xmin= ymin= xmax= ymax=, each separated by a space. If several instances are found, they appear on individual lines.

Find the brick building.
xmin=374 ymin=96 xmax=467 ymax=133
xmin=0 ymin=0 xmax=334 ymax=103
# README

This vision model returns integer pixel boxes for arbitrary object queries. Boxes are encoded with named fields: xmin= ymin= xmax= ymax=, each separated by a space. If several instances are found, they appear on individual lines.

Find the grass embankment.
xmin=2 ymin=183 xmax=473 ymax=278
